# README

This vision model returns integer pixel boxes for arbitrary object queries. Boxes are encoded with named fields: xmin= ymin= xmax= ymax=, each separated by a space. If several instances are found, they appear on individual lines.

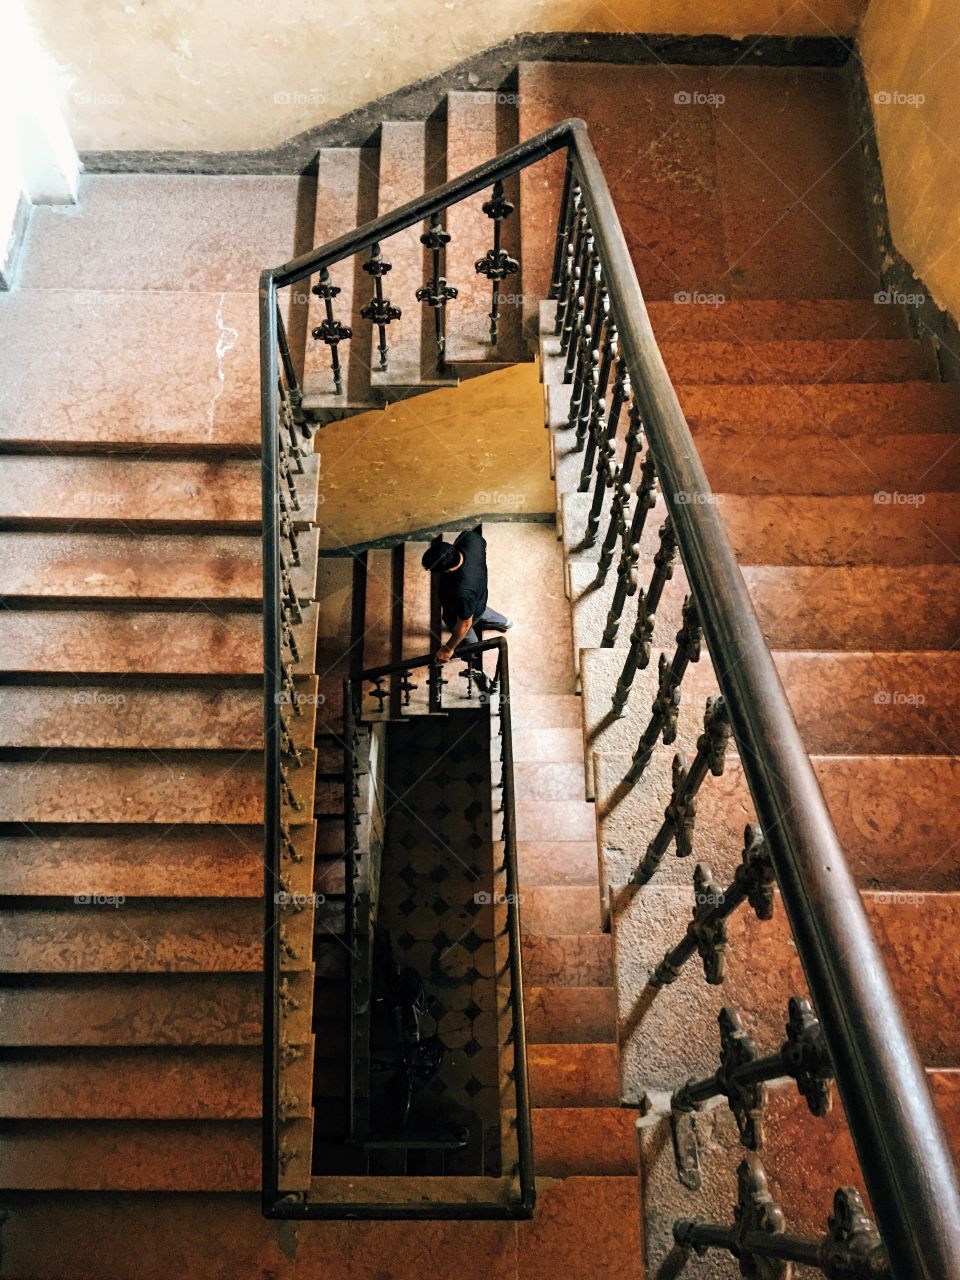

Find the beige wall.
xmin=28 ymin=0 xmax=865 ymax=153
xmin=860 ymin=0 xmax=960 ymax=321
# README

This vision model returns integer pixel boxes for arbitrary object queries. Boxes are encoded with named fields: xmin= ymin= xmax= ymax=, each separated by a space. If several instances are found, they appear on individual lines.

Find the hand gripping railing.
xmin=260 ymin=117 xmax=960 ymax=1272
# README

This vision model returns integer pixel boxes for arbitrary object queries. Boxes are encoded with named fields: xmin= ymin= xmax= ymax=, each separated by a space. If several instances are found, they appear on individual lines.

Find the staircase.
xmin=1 ymin=47 xmax=959 ymax=1280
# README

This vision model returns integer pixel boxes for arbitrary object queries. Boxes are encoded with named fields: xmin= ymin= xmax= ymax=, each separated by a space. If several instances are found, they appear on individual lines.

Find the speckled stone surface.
xmin=525 ymin=986 xmax=617 ymax=1044
xmin=659 ymin=338 xmax=936 ymax=383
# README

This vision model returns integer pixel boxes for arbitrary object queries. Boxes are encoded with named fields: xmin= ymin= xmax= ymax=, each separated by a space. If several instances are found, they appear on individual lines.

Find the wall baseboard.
xmin=0 ymin=194 xmax=31 ymax=291
xmin=845 ymin=49 xmax=960 ymax=380
xmin=79 ymin=31 xmax=852 ymax=176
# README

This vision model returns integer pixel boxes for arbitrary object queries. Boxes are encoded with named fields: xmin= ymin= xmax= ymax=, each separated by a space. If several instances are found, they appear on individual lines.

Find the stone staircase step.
xmin=0 ymin=683 xmax=317 ymax=752
xmin=594 ymin=750 xmax=960 ymax=894
xmin=0 ymin=751 xmax=290 ymax=825
xmin=0 ymin=825 xmax=272 ymax=897
xmin=315 ymin=554 xmax=356 ymax=649
xmin=525 ymin=986 xmax=617 ymax=1043
xmin=304 ymin=147 xmax=381 ymax=409
xmin=401 ymin=539 xmax=432 ymax=659
xmin=369 ymin=120 xmax=456 ymax=393
xmin=520 ymin=886 xmax=602 ymax=936
xmin=658 ymin=338 xmax=937 ymax=384
xmin=532 ymin=1106 xmax=636 ymax=1176
xmin=540 ymin=297 xmax=910 ymax=342
xmin=511 ymin=724 xmax=585 ymax=763
xmin=0 ymin=1120 xmax=260 ymax=1189
xmin=361 ymin=547 xmax=397 ymax=672
xmin=0 ymin=533 xmax=263 ymax=602
xmin=515 ymin=797 xmax=595 ymax=842
xmin=19 ymin=173 xmax=304 ymax=293
xmin=445 ymin=91 xmax=525 ymax=367
xmin=0 ymin=290 xmax=263 ymax=453
xmin=0 ymin=609 xmax=264 ymax=675
xmin=613 ymin=887 xmax=960 ymax=1092
xmin=0 ymin=901 xmax=261 ymax=973
xmin=522 ymin=935 xmax=614 ymax=987
xmin=508 ymin=692 xmax=583 ymax=728
xmin=528 ymin=1043 xmax=620 ymax=1107
xmin=678 ymin=381 xmax=960 ymax=437
xmin=517 ymin=840 xmax=598 ymax=886
xmin=0 ymin=456 xmax=262 ymax=528
xmin=0 ymin=1047 xmax=261 ymax=1119
xmin=697 ymin=429 xmax=960 ymax=496
xmin=0 ymin=974 xmax=263 ymax=1046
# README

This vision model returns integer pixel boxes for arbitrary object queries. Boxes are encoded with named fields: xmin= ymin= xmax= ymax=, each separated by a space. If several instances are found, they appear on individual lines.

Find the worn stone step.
xmin=541 ymin=297 xmax=909 ymax=343
xmin=0 ymin=751 xmax=295 ymax=824
xmin=0 ymin=974 xmax=263 ymax=1045
xmin=0 ymin=1120 xmax=260 ymax=1189
xmin=528 ymin=1043 xmax=620 ymax=1107
xmin=522 ymin=934 xmax=614 ymax=987
xmin=0 ymin=290 xmax=263 ymax=453
xmin=0 ymin=682 xmax=314 ymax=752
xmin=532 ymin=1106 xmax=636 ymax=1176
xmin=0 ymin=533 xmax=263 ymax=601
xmin=303 ymin=146 xmax=379 ymax=409
xmin=613 ymin=888 xmax=960 ymax=1093
xmin=515 ymin=797 xmax=595 ymax=842
xmin=594 ymin=750 xmax=960 ymax=894
xmin=0 ymin=901 xmax=261 ymax=973
xmin=401 ymin=539 xmax=432 ymax=659
xmin=517 ymin=840 xmax=599 ymax=886
xmin=0 ymin=825 xmax=273 ymax=897
xmin=0 ymin=456 xmax=262 ymax=528
xmin=362 ymin=547 xmax=396 ymax=672
xmin=19 ymin=173 xmax=304 ymax=293
xmin=679 ymin=382 xmax=960 ymax=437
xmin=0 ymin=1047 xmax=261 ymax=1119
xmin=525 ymin=986 xmax=617 ymax=1043
xmin=520 ymin=886 xmax=602 ymax=936
xmin=0 ymin=609 xmax=263 ymax=675
xmin=659 ymin=338 xmax=937 ymax=384
xmin=446 ymin=91 xmax=525 ymax=366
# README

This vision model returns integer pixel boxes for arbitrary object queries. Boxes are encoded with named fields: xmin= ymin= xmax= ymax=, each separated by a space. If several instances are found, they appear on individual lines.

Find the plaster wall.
xmin=860 ymin=0 xmax=960 ymax=322
xmin=25 ymin=0 xmax=866 ymax=153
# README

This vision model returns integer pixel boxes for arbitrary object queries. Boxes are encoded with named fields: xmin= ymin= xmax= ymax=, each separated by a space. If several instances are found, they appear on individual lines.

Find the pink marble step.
xmin=528 ymin=1042 xmax=620 ymax=1107
xmin=532 ymin=1107 xmax=636 ymax=1176
xmin=525 ymin=985 xmax=617 ymax=1043
xmin=658 ymin=338 xmax=936 ymax=384
xmin=520 ymin=886 xmax=602 ymax=936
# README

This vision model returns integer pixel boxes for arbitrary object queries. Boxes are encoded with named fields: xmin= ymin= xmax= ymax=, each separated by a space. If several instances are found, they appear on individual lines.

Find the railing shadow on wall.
xmin=259 ymin=117 xmax=960 ymax=1273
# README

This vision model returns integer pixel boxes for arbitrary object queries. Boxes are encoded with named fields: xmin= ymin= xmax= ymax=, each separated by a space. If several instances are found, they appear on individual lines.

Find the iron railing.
xmin=260 ymin=117 xmax=960 ymax=1275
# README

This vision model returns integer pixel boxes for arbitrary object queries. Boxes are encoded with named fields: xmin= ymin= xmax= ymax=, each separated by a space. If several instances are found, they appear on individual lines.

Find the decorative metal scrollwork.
xmin=417 ymin=212 xmax=458 ymax=365
xmin=311 ymin=268 xmax=353 ymax=394
xmin=361 ymin=242 xmax=402 ymax=370
xmin=475 ymin=180 xmax=519 ymax=344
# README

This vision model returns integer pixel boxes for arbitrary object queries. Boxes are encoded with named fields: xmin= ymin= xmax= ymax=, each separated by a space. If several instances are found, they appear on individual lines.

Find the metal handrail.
xmin=342 ymin=638 xmax=535 ymax=1213
xmin=260 ymin=119 xmax=960 ymax=1272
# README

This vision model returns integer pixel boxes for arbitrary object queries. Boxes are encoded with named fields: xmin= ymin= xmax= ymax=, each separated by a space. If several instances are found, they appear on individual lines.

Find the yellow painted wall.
xmin=312 ymin=361 xmax=553 ymax=549
xmin=27 ymin=0 xmax=866 ymax=153
xmin=859 ymin=0 xmax=960 ymax=321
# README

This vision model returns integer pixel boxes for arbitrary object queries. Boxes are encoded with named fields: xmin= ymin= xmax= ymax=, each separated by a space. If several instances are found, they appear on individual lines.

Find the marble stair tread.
xmin=360 ymin=547 xmax=396 ymax=671
xmin=303 ymin=146 xmax=379 ymax=409
xmin=528 ymin=1042 xmax=621 ymax=1107
xmin=0 ymin=973 xmax=264 ymax=1046
xmin=522 ymin=934 xmax=614 ymax=987
xmin=368 ymin=121 xmax=456 ymax=393
xmin=580 ymin=644 xmax=960 ymax=769
xmin=569 ymin=561 xmax=960 ymax=658
xmin=0 ymin=1047 xmax=261 ymax=1119
xmin=612 ymin=885 xmax=960 ymax=1091
xmin=0 ymin=1121 xmax=261 ymax=1190
xmin=0 ymin=750 xmax=309 ymax=825
xmin=445 ymin=91 xmax=525 ymax=367
xmin=524 ymin=986 xmax=617 ymax=1044
xmin=0 ymin=290 xmax=265 ymax=453
xmin=592 ymin=750 xmax=960 ymax=893
xmin=0 ymin=457 xmax=262 ymax=528
xmin=0 ymin=825 xmax=268 ymax=897
xmin=532 ymin=1107 xmax=636 ymax=1177
xmin=519 ymin=885 xmax=603 ymax=936
xmin=401 ymin=540 xmax=432 ymax=659
xmin=517 ymin=840 xmax=599 ymax=886
xmin=18 ymin=174 xmax=304 ymax=293
xmin=538 ymin=297 xmax=910 ymax=343
xmin=0 ymin=901 xmax=262 ymax=974
xmin=656 ymin=338 xmax=938 ymax=384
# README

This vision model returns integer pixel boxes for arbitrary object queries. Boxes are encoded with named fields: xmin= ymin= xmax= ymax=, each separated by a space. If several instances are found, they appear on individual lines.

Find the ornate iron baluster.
xmin=577 ymin=319 xmax=618 ymax=491
xmin=674 ymin=1157 xmax=889 ymax=1279
xmin=594 ymin=401 xmax=644 ymax=579
xmin=548 ymin=161 xmax=576 ymax=304
xmin=629 ymin=695 xmax=731 ymax=881
xmin=557 ymin=194 xmax=587 ymax=351
xmin=564 ymin=233 xmax=599 ymax=391
xmin=311 ymin=268 xmax=352 ymax=394
xmin=600 ymin=463 xmax=660 ymax=646
xmin=650 ymin=825 xmax=775 ymax=986
xmin=669 ymin=1000 xmax=833 ymax=1189
xmin=624 ymin=573 xmax=696 ymax=781
xmin=475 ymin=180 xmax=518 ymax=345
xmin=361 ymin=242 xmax=402 ymax=371
xmin=417 ymin=213 xmax=458 ymax=367
xmin=276 ymin=304 xmax=308 ymax=435
xmin=582 ymin=357 xmax=630 ymax=547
